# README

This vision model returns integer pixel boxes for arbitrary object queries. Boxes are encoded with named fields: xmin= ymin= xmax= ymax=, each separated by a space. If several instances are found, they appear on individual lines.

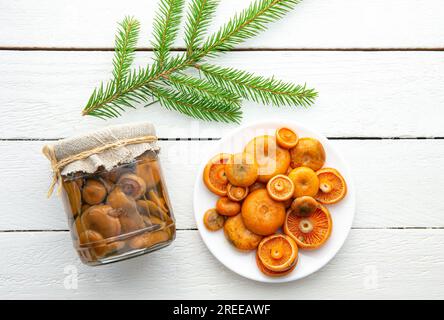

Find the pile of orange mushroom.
xmin=202 ymin=128 xmax=347 ymax=277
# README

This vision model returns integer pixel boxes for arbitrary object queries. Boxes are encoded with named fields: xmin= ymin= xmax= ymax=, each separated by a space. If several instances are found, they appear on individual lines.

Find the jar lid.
xmin=42 ymin=122 xmax=159 ymax=195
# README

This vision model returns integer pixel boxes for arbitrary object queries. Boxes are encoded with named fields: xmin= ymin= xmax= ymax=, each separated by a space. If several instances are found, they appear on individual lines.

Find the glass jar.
xmin=62 ymin=150 xmax=175 ymax=265
xmin=43 ymin=122 xmax=175 ymax=266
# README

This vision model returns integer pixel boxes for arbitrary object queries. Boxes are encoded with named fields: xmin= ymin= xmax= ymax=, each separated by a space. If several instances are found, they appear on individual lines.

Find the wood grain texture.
xmin=1 ymin=139 xmax=442 ymax=231
xmin=1 ymin=0 xmax=443 ymax=299
xmin=0 ymin=229 xmax=442 ymax=299
xmin=1 ymin=50 xmax=444 ymax=139
xmin=1 ymin=0 xmax=444 ymax=49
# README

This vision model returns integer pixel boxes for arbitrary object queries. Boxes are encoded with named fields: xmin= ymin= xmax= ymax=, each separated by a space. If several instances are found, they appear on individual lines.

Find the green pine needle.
xmin=82 ymin=0 xmax=317 ymax=123
xmin=167 ymin=73 xmax=241 ymax=107
xmin=82 ymin=55 xmax=189 ymax=117
xmin=184 ymin=0 xmax=219 ymax=55
xmin=112 ymin=16 xmax=140 ymax=88
xmin=149 ymin=84 xmax=242 ymax=123
xmin=152 ymin=0 xmax=185 ymax=65
xmin=197 ymin=63 xmax=317 ymax=107
xmin=198 ymin=0 xmax=301 ymax=57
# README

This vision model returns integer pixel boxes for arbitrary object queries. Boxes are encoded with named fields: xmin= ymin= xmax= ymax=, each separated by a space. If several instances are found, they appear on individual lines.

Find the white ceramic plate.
xmin=193 ymin=121 xmax=355 ymax=283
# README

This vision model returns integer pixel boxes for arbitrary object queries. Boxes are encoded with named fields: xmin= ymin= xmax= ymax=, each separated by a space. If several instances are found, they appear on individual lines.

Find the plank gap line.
xmin=1 ymin=227 xmax=444 ymax=233
xmin=1 ymin=137 xmax=444 ymax=142
xmin=2 ymin=47 xmax=444 ymax=52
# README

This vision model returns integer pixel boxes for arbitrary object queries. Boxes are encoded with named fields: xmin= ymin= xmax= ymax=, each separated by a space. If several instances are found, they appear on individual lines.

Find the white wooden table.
xmin=1 ymin=0 xmax=443 ymax=299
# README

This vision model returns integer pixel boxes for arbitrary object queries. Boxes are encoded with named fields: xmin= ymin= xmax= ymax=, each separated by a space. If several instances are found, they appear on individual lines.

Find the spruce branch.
xmin=82 ymin=54 xmax=191 ymax=117
xmin=198 ymin=0 xmax=301 ymax=57
xmin=152 ymin=0 xmax=185 ymax=65
xmin=197 ymin=63 xmax=317 ymax=107
xmin=112 ymin=16 xmax=140 ymax=88
xmin=149 ymin=84 xmax=242 ymax=123
xmin=184 ymin=0 xmax=219 ymax=55
xmin=82 ymin=0 xmax=317 ymax=123
xmin=167 ymin=74 xmax=241 ymax=107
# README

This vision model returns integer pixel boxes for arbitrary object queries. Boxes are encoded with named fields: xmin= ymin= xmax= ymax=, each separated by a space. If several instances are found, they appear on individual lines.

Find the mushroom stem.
xmin=320 ymin=182 xmax=332 ymax=193
xmin=299 ymin=219 xmax=314 ymax=234
xmin=270 ymin=246 xmax=283 ymax=260
xmin=274 ymin=181 xmax=284 ymax=191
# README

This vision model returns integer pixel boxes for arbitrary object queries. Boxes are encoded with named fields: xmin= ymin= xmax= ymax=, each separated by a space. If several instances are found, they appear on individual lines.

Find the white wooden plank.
xmin=1 ymin=50 xmax=444 ymax=139
xmin=1 ymin=0 xmax=444 ymax=49
xmin=0 ymin=229 xmax=442 ymax=299
xmin=1 ymin=140 xmax=443 ymax=231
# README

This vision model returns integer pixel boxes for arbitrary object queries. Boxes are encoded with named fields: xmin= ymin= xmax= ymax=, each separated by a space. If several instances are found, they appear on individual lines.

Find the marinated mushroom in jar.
xmin=135 ymin=157 xmax=161 ymax=189
xmin=117 ymin=173 xmax=146 ymax=199
xmin=148 ymin=189 xmax=169 ymax=213
xmin=117 ymin=209 xmax=146 ymax=234
xmin=107 ymin=187 xmax=137 ymax=211
xmin=81 ymin=205 xmax=121 ymax=238
xmin=73 ymin=174 xmax=84 ymax=189
xmin=136 ymin=199 xmax=170 ymax=222
xmin=81 ymin=204 xmax=91 ymax=214
xmin=99 ymin=178 xmax=115 ymax=193
xmin=128 ymin=230 xmax=170 ymax=250
xmin=100 ymin=166 xmax=133 ymax=183
xmin=82 ymin=179 xmax=107 ymax=205
xmin=78 ymin=230 xmax=108 ymax=257
xmin=106 ymin=187 xmax=145 ymax=233
xmin=141 ymin=215 xmax=166 ymax=229
xmin=63 ymin=180 xmax=82 ymax=217
xmin=73 ymin=215 xmax=84 ymax=238
xmin=79 ymin=230 xmax=125 ymax=258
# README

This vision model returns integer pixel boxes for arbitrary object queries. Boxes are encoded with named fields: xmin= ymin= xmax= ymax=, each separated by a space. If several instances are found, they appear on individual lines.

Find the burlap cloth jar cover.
xmin=43 ymin=122 xmax=159 ymax=195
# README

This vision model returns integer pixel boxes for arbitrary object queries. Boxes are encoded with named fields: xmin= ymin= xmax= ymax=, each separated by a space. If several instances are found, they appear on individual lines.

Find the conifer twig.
xmin=112 ymin=17 xmax=140 ymax=88
xmin=82 ymin=0 xmax=317 ymax=123
xmin=149 ymin=84 xmax=242 ymax=123
xmin=196 ymin=63 xmax=318 ymax=107
xmin=152 ymin=0 xmax=185 ymax=65
xmin=167 ymin=73 xmax=241 ymax=106
xmin=197 ymin=0 xmax=302 ymax=58
xmin=184 ymin=0 xmax=219 ymax=56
